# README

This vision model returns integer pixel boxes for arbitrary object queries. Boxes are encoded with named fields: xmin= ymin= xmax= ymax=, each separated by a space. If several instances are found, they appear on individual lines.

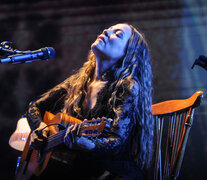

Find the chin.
xmin=91 ymin=43 xmax=103 ymax=55
xmin=91 ymin=42 xmax=97 ymax=51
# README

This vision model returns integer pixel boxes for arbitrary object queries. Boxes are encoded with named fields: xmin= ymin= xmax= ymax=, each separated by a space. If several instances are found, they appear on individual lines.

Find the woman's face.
xmin=91 ymin=24 xmax=132 ymax=62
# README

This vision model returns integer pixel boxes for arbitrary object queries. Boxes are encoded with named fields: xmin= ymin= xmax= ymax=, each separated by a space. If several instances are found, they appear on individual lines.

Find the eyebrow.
xmin=111 ymin=28 xmax=125 ymax=35
xmin=115 ymin=29 xmax=124 ymax=33
xmin=109 ymin=27 xmax=124 ymax=32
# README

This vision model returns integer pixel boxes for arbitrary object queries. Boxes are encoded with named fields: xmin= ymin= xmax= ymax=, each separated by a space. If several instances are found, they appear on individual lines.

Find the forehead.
xmin=109 ymin=24 xmax=131 ymax=34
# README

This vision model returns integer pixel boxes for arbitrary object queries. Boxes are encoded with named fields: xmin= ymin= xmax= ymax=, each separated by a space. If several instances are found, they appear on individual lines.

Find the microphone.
xmin=0 ymin=47 xmax=55 ymax=64
xmin=192 ymin=55 xmax=207 ymax=70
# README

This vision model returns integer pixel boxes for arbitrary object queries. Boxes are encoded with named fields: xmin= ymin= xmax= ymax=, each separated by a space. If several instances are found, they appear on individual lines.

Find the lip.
xmin=97 ymin=36 xmax=106 ymax=43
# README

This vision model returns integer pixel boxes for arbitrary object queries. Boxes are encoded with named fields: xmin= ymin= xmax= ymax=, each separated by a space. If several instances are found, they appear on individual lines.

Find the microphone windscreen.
xmin=41 ymin=47 xmax=55 ymax=59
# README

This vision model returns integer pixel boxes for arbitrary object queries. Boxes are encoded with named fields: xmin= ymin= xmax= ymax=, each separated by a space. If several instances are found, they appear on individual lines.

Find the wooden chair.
xmin=152 ymin=91 xmax=204 ymax=180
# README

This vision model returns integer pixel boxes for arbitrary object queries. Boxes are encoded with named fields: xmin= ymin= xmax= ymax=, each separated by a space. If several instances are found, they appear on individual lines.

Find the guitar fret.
xmin=45 ymin=129 xmax=66 ymax=152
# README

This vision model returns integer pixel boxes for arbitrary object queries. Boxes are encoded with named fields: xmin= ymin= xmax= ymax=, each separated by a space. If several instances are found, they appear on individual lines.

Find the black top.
xmin=26 ymin=81 xmax=143 ymax=179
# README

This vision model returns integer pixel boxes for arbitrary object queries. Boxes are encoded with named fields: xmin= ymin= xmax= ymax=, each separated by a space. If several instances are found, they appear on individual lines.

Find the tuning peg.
xmin=104 ymin=118 xmax=113 ymax=129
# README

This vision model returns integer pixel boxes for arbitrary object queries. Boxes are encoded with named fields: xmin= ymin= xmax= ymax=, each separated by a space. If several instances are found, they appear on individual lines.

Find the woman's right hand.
xmin=30 ymin=122 xmax=49 ymax=150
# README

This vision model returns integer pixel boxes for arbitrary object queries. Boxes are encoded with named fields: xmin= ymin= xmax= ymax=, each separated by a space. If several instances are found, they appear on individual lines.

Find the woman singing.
xmin=26 ymin=23 xmax=154 ymax=180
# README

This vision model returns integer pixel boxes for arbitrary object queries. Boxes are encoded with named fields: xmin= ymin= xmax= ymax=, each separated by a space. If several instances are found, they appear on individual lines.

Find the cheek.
xmin=108 ymin=41 xmax=126 ymax=57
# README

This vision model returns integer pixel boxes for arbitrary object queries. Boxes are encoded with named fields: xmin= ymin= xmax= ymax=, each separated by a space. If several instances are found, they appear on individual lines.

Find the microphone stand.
xmin=192 ymin=55 xmax=207 ymax=70
xmin=0 ymin=41 xmax=55 ymax=64
xmin=0 ymin=41 xmax=21 ymax=57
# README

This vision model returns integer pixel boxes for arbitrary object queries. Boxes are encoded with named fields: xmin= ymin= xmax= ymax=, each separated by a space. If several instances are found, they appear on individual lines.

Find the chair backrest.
xmin=152 ymin=91 xmax=203 ymax=180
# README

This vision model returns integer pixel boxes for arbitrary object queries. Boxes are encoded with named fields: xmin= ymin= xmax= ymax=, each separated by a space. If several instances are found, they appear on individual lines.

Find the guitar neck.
xmin=42 ymin=115 xmax=108 ymax=152
xmin=44 ymin=129 xmax=67 ymax=152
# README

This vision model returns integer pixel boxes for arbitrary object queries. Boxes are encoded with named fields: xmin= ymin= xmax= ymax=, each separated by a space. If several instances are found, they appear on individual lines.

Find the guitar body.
xmin=15 ymin=112 xmax=58 ymax=180
xmin=15 ymin=134 xmax=53 ymax=180
xmin=15 ymin=112 xmax=107 ymax=180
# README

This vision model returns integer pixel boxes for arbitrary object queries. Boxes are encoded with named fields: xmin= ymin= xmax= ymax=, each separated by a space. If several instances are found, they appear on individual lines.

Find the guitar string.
xmin=45 ymin=121 xmax=103 ymax=150
xmin=46 ymin=123 xmax=82 ymax=150
xmin=46 ymin=121 xmax=101 ymax=142
xmin=47 ymin=130 xmax=66 ymax=143
xmin=45 ymin=130 xmax=66 ymax=151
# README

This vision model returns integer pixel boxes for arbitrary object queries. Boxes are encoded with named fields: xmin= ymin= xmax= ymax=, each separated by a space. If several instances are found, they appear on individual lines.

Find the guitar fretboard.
xmin=44 ymin=129 xmax=67 ymax=152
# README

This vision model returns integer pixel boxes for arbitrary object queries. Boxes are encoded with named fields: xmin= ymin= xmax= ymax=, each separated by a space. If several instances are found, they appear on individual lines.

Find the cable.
xmin=35 ymin=123 xmax=66 ymax=139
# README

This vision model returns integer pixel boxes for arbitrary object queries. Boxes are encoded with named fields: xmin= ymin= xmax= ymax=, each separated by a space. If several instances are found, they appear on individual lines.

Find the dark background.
xmin=0 ymin=0 xmax=207 ymax=179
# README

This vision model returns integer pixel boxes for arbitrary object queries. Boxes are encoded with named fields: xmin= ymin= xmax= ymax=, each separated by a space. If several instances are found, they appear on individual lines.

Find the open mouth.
xmin=98 ymin=36 xmax=105 ymax=43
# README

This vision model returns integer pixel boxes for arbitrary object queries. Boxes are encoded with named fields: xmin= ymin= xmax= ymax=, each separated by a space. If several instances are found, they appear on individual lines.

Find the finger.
xmin=64 ymin=132 xmax=72 ymax=149
xmin=42 ymin=128 xmax=49 ymax=139
xmin=66 ymin=124 xmax=74 ymax=134
xmin=71 ymin=126 xmax=77 ymax=142
xmin=71 ymin=124 xmax=78 ymax=132
xmin=31 ymin=131 xmax=41 ymax=142
xmin=31 ymin=134 xmax=44 ymax=149
xmin=31 ymin=122 xmax=48 ymax=140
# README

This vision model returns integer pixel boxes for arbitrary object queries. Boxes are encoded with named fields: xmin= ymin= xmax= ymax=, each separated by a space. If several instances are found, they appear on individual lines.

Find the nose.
xmin=102 ymin=29 xmax=113 ymax=37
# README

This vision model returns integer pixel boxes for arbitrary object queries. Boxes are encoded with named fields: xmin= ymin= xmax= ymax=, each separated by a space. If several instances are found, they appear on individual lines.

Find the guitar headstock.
xmin=78 ymin=117 xmax=113 ymax=137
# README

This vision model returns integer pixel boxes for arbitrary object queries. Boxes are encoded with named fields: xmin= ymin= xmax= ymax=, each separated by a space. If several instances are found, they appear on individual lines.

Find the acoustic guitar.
xmin=15 ymin=111 xmax=111 ymax=180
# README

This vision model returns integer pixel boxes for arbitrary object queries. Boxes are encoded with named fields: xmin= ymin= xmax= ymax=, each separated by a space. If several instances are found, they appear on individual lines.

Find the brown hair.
xmin=43 ymin=24 xmax=154 ymax=169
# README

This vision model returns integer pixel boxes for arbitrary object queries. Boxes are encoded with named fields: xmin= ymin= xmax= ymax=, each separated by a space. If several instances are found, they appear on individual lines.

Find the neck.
xmin=94 ymin=57 xmax=117 ymax=81
xmin=95 ymin=60 xmax=107 ymax=81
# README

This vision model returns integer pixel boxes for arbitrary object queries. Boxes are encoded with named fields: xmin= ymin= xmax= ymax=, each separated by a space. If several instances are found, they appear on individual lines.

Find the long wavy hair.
xmin=45 ymin=24 xmax=154 ymax=169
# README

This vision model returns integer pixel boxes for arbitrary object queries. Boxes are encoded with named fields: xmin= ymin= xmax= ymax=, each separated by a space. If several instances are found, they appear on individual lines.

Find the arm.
xmin=65 ymin=83 xmax=138 ymax=158
xmin=82 ymin=95 xmax=136 ymax=156
xmin=26 ymin=88 xmax=67 ymax=131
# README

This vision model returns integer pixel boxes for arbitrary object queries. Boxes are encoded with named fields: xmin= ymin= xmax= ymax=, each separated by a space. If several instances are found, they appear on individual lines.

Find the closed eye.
xmin=115 ymin=30 xmax=124 ymax=38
